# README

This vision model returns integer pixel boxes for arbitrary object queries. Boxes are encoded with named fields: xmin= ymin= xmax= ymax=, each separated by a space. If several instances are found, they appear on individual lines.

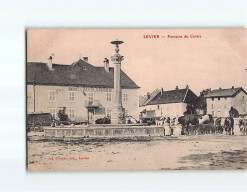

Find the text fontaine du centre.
xmin=143 ymin=34 xmax=202 ymax=38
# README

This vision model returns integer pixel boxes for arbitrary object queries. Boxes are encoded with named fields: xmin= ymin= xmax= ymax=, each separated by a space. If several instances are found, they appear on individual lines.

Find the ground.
xmin=27 ymin=132 xmax=247 ymax=171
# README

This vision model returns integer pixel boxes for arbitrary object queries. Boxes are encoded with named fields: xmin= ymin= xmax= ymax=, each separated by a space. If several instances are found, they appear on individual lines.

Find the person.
xmin=51 ymin=119 xmax=55 ymax=127
xmin=163 ymin=117 xmax=171 ymax=136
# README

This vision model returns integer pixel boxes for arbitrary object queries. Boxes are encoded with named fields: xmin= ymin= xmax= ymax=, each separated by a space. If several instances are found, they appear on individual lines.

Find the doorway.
xmin=88 ymin=109 xmax=95 ymax=124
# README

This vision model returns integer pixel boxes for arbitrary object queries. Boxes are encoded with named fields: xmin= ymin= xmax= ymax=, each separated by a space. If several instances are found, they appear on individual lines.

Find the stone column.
xmin=111 ymin=40 xmax=125 ymax=124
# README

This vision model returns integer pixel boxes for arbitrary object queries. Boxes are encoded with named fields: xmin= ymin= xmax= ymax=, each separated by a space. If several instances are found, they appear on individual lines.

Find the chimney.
xmin=103 ymin=58 xmax=109 ymax=72
xmin=147 ymin=92 xmax=150 ymax=99
xmin=161 ymin=87 xmax=163 ymax=95
xmin=232 ymin=86 xmax=234 ymax=89
xmin=47 ymin=56 xmax=53 ymax=70
xmin=186 ymin=84 xmax=189 ymax=89
xmin=83 ymin=57 xmax=88 ymax=62
xmin=175 ymin=86 xmax=179 ymax=90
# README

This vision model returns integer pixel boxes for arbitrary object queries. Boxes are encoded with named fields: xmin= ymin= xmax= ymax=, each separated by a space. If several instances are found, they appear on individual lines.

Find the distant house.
xmin=139 ymin=86 xmax=198 ymax=118
xmin=204 ymin=87 xmax=247 ymax=117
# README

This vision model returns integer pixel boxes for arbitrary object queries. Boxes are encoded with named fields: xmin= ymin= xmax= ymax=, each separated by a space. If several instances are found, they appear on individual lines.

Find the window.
xmin=224 ymin=97 xmax=227 ymax=100
xmin=48 ymin=90 xmax=55 ymax=101
xmin=68 ymin=108 xmax=75 ymax=119
xmin=218 ymin=97 xmax=220 ymax=100
xmin=88 ymin=93 xmax=93 ymax=101
xmin=123 ymin=94 xmax=128 ymax=102
xmin=212 ymin=111 xmax=214 ymax=116
xmin=49 ymin=108 xmax=56 ymax=119
xmin=157 ymin=105 xmax=160 ymax=110
xmin=106 ymin=109 xmax=111 ymax=118
xmin=69 ymin=91 xmax=75 ymax=102
xmin=211 ymin=104 xmax=214 ymax=109
xmin=212 ymin=98 xmax=214 ymax=101
xmin=106 ymin=93 xmax=112 ymax=101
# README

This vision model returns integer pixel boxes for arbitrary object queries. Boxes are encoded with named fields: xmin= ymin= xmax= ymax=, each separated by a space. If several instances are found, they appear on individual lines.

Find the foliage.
xmin=95 ymin=117 xmax=111 ymax=124
xmin=195 ymin=89 xmax=211 ymax=114
xmin=57 ymin=107 xmax=69 ymax=121
xmin=184 ymin=104 xmax=197 ymax=115
xmin=229 ymin=107 xmax=239 ymax=117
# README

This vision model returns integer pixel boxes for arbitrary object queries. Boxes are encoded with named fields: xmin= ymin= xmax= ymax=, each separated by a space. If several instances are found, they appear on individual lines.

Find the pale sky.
xmin=27 ymin=29 xmax=247 ymax=96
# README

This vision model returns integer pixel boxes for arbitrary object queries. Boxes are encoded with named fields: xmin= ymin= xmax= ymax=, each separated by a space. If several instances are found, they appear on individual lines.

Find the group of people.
xmin=155 ymin=114 xmax=247 ymax=136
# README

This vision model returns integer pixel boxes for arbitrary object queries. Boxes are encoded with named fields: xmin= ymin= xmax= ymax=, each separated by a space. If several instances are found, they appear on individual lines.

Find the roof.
xmin=26 ymin=59 xmax=139 ymax=89
xmin=140 ymin=88 xmax=198 ymax=106
xmin=139 ymin=89 xmax=160 ymax=106
xmin=204 ymin=87 xmax=247 ymax=98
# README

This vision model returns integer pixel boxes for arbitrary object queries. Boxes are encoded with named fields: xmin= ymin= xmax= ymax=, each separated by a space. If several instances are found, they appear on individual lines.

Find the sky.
xmin=27 ymin=28 xmax=247 ymax=96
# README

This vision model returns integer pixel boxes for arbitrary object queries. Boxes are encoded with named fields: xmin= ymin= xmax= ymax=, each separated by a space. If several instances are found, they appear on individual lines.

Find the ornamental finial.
xmin=111 ymin=40 xmax=124 ymax=54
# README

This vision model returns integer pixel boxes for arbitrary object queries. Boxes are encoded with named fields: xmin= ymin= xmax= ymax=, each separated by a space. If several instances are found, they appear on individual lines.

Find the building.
xmin=27 ymin=57 xmax=140 ymax=123
xmin=205 ymin=87 xmax=247 ymax=117
xmin=139 ymin=86 xmax=198 ymax=118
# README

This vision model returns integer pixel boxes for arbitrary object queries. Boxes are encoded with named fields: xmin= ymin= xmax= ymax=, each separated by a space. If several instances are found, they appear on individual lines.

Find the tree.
xmin=195 ymin=89 xmax=211 ymax=114
xmin=229 ymin=107 xmax=239 ymax=117
xmin=57 ymin=107 xmax=69 ymax=121
xmin=184 ymin=103 xmax=197 ymax=115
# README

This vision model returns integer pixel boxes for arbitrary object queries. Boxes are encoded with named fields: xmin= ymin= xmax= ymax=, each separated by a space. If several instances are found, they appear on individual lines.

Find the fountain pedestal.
xmin=110 ymin=40 xmax=125 ymax=125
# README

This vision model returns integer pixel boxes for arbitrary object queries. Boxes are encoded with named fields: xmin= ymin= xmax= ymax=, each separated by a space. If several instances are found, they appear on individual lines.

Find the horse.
xmin=178 ymin=114 xmax=199 ymax=135
xmin=198 ymin=114 xmax=214 ymax=124
xmin=215 ymin=117 xmax=234 ymax=135
xmin=214 ymin=118 xmax=224 ymax=134
xmin=178 ymin=114 xmax=215 ymax=135
xmin=156 ymin=117 xmax=165 ymax=126
xmin=239 ymin=119 xmax=247 ymax=135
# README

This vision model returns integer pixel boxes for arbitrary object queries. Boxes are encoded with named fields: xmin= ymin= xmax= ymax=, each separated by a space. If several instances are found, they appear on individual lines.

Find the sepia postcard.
xmin=26 ymin=28 xmax=247 ymax=171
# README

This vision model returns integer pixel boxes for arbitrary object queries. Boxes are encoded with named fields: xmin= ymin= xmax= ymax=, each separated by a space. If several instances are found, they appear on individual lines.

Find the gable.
xmin=234 ymin=90 xmax=247 ymax=100
xmin=183 ymin=89 xmax=198 ymax=104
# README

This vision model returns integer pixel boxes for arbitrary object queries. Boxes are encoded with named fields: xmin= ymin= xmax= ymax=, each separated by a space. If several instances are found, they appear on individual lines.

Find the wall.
xmin=27 ymin=84 xmax=139 ymax=122
xmin=139 ymin=102 xmax=187 ymax=118
xmin=122 ymin=88 xmax=139 ymax=119
xmin=206 ymin=91 xmax=247 ymax=117
xmin=206 ymin=96 xmax=232 ymax=117
xmin=232 ymin=91 xmax=247 ymax=115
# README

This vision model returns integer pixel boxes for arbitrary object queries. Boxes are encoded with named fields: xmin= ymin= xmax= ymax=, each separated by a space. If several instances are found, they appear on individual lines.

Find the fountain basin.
xmin=44 ymin=125 xmax=164 ymax=138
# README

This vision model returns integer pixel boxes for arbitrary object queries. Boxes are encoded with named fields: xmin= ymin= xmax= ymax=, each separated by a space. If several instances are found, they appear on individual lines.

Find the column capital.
xmin=111 ymin=53 xmax=124 ymax=63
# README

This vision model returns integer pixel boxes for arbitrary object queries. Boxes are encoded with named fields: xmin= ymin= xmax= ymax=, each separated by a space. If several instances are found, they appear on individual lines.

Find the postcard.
xmin=27 ymin=28 xmax=247 ymax=171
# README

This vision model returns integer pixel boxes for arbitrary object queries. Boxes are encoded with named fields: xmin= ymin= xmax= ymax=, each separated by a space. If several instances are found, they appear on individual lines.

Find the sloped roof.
xmin=204 ymin=87 xmax=246 ymax=98
xmin=26 ymin=59 xmax=139 ymax=89
xmin=139 ymin=89 xmax=160 ymax=106
xmin=141 ymin=88 xmax=198 ymax=106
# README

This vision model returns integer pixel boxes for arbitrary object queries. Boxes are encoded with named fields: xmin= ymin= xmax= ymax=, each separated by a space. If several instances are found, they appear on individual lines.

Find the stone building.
xmin=205 ymin=87 xmax=247 ymax=117
xmin=139 ymin=86 xmax=198 ymax=118
xmin=27 ymin=57 xmax=139 ymax=123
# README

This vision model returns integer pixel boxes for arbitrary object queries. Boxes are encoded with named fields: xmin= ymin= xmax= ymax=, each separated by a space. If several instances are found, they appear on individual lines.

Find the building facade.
xmin=205 ymin=87 xmax=247 ymax=117
xmin=27 ymin=58 xmax=139 ymax=123
xmin=139 ymin=87 xmax=198 ymax=118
